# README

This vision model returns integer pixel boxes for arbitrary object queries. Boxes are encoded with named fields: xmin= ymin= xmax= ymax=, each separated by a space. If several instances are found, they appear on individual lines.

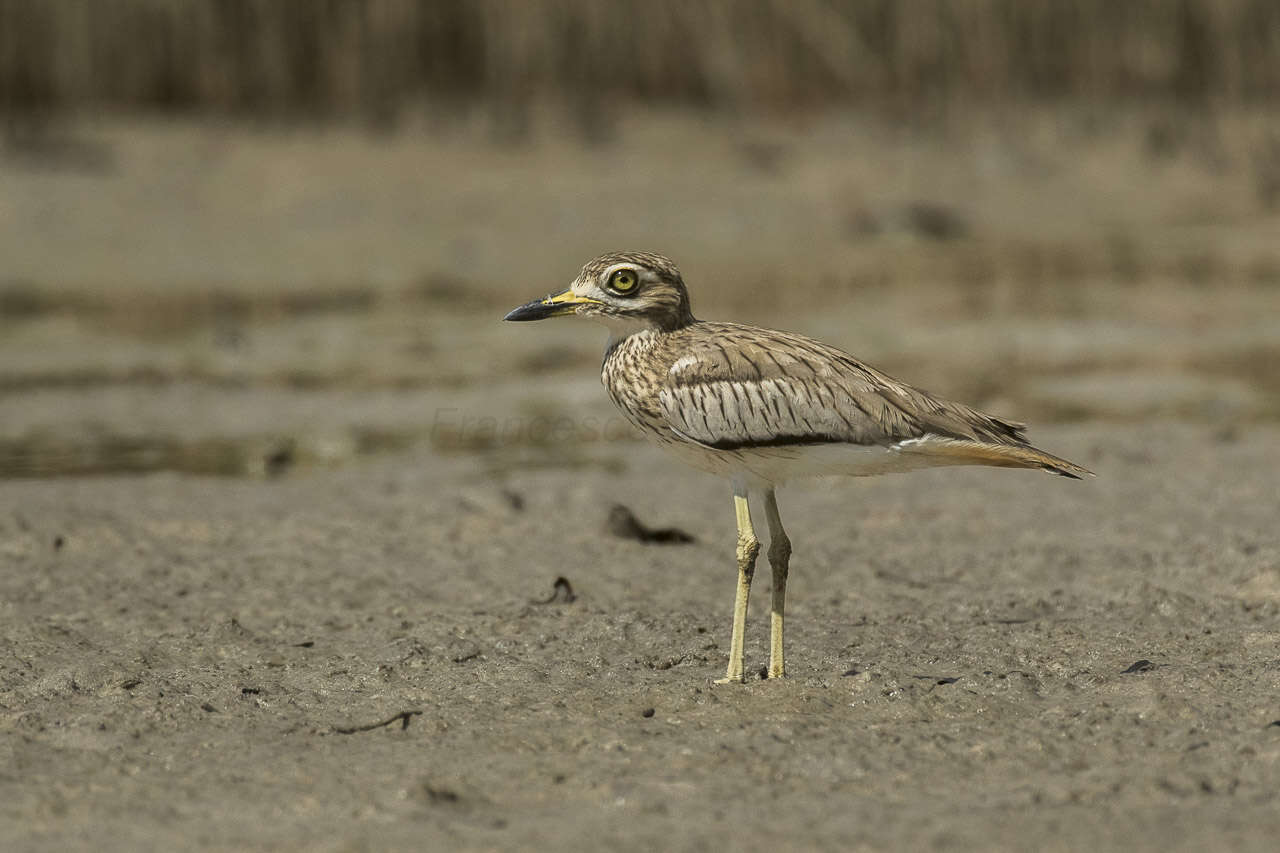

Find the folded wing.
xmin=658 ymin=323 xmax=1091 ymax=478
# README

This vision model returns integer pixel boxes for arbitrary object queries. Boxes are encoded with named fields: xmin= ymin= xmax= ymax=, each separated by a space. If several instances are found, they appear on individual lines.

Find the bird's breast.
xmin=601 ymin=332 xmax=671 ymax=434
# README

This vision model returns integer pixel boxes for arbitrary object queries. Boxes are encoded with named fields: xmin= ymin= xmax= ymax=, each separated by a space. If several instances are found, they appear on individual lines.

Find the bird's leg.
xmin=716 ymin=489 xmax=759 ymax=684
xmin=763 ymin=488 xmax=791 ymax=679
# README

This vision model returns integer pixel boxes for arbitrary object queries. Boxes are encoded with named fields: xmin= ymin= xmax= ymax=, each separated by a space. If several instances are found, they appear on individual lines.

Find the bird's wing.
xmin=657 ymin=323 xmax=1027 ymax=451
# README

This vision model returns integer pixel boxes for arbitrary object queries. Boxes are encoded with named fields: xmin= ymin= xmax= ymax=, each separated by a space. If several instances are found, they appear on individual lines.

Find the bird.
xmin=505 ymin=251 xmax=1092 ymax=683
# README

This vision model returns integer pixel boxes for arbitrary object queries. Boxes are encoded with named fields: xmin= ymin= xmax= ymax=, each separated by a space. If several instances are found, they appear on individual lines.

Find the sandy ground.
xmin=2 ymin=425 xmax=1279 ymax=851
xmin=2 ymin=113 xmax=1279 ymax=850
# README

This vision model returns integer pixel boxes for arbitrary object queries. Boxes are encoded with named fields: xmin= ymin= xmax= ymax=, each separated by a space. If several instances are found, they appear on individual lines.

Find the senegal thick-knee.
xmin=506 ymin=251 xmax=1092 ymax=683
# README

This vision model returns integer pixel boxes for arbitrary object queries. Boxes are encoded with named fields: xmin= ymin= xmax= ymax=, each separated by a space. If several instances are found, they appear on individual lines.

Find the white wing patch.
xmin=668 ymin=354 xmax=701 ymax=376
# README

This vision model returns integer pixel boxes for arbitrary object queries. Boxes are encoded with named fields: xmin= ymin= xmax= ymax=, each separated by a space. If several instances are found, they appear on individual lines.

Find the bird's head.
xmin=504 ymin=251 xmax=695 ymax=334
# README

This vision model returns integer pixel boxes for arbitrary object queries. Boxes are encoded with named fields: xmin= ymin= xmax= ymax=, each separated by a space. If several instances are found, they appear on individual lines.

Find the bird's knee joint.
xmin=768 ymin=535 xmax=791 ymax=565
xmin=736 ymin=534 xmax=760 ymax=568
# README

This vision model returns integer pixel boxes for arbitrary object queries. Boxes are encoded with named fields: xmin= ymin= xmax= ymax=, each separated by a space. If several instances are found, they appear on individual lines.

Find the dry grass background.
xmin=3 ymin=0 xmax=1280 ymax=120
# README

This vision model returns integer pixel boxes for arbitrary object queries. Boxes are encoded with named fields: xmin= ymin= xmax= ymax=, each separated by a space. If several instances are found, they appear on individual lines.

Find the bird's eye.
xmin=608 ymin=268 xmax=639 ymax=294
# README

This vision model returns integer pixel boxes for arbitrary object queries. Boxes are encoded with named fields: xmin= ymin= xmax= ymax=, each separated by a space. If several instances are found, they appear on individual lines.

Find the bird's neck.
xmin=598 ymin=313 xmax=693 ymax=352
xmin=602 ymin=318 xmax=657 ymax=358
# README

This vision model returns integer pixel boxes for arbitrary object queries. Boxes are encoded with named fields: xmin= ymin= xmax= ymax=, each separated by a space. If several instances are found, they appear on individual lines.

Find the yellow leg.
xmin=763 ymin=488 xmax=791 ymax=679
xmin=715 ymin=490 xmax=759 ymax=684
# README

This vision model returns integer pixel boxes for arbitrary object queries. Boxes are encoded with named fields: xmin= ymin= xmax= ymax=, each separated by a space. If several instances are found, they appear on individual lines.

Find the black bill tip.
xmin=504 ymin=298 xmax=558 ymax=322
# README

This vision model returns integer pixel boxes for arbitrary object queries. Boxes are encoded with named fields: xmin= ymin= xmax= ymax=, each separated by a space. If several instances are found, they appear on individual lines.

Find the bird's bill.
xmin=503 ymin=289 xmax=602 ymax=321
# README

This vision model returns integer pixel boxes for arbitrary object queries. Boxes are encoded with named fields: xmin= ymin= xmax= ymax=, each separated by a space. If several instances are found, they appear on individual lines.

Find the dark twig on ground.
xmin=333 ymin=710 xmax=422 ymax=734
xmin=606 ymin=504 xmax=696 ymax=545
xmin=534 ymin=576 xmax=577 ymax=605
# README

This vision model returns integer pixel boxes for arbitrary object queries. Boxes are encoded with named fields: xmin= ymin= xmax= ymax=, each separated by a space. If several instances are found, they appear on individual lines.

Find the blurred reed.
xmin=2 ymin=0 xmax=1278 ymax=125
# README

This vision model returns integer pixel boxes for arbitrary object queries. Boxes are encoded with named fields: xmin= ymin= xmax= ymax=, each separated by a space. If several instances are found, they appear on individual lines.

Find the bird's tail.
xmin=897 ymin=436 xmax=1095 ymax=479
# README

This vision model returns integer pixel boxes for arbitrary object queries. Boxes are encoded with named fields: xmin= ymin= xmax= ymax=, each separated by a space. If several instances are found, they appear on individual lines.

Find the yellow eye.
xmin=608 ymin=268 xmax=639 ymax=294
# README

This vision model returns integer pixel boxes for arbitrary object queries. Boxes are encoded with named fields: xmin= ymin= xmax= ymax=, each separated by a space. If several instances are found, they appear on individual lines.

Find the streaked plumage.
xmin=603 ymin=319 xmax=1089 ymax=484
xmin=506 ymin=251 xmax=1092 ymax=682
